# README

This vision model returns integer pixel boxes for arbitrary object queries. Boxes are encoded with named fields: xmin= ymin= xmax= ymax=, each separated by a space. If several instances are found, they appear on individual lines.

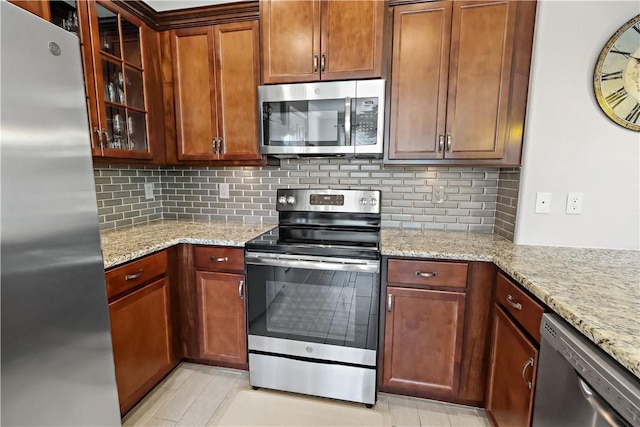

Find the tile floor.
xmin=122 ymin=362 xmax=492 ymax=427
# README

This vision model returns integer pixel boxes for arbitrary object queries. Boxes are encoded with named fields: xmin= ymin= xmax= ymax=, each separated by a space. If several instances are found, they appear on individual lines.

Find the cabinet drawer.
xmin=495 ymin=272 xmax=544 ymax=343
xmin=106 ymin=251 xmax=168 ymax=300
xmin=387 ymin=259 xmax=468 ymax=290
xmin=194 ymin=246 xmax=244 ymax=273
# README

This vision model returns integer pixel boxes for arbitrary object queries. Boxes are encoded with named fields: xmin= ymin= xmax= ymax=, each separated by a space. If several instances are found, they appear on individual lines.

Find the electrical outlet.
xmin=144 ymin=183 xmax=154 ymax=200
xmin=535 ymin=192 xmax=551 ymax=214
xmin=433 ymin=185 xmax=445 ymax=204
xmin=566 ymin=192 xmax=583 ymax=215
xmin=219 ymin=183 xmax=230 ymax=199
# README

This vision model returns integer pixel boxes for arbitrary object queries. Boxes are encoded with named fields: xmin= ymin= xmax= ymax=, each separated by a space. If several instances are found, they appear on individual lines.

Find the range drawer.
xmin=194 ymin=246 xmax=244 ymax=273
xmin=495 ymin=272 xmax=544 ymax=343
xmin=387 ymin=259 xmax=468 ymax=290
xmin=106 ymin=251 xmax=168 ymax=300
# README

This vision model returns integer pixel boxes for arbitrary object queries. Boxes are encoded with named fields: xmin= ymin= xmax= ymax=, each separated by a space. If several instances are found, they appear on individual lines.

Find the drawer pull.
xmin=521 ymin=357 xmax=534 ymax=390
xmin=415 ymin=271 xmax=438 ymax=278
xmin=124 ymin=270 xmax=144 ymax=281
xmin=211 ymin=256 xmax=228 ymax=262
xmin=387 ymin=294 xmax=392 ymax=312
xmin=238 ymin=280 xmax=244 ymax=300
xmin=506 ymin=294 xmax=523 ymax=310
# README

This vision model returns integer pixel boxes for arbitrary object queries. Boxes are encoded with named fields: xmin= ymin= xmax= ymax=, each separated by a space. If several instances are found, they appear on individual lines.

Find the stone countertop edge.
xmin=101 ymin=222 xmax=640 ymax=381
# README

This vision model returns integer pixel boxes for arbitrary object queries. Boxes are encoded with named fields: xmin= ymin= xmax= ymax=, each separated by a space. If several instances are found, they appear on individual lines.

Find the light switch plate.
xmin=219 ymin=183 xmax=230 ymax=199
xmin=144 ymin=183 xmax=154 ymax=200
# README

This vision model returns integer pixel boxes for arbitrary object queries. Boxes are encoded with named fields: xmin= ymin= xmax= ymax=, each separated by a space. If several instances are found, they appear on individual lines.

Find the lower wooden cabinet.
xmin=381 ymin=258 xmax=494 ymax=406
xmin=109 ymin=276 xmax=173 ymax=414
xmin=486 ymin=307 xmax=538 ymax=427
xmin=383 ymin=287 xmax=466 ymax=397
xmin=195 ymin=271 xmax=247 ymax=365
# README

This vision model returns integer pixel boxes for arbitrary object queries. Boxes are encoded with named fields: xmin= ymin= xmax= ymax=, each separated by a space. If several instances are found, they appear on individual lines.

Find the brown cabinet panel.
xmin=386 ymin=0 xmax=535 ymax=166
xmin=214 ymin=21 xmax=262 ymax=161
xmin=486 ymin=306 xmax=538 ymax=427
xmin=319 ymin=0 xmax=384 ymax=81
xmin=194 ymin=246 xmax=244 ymax=273
xmin=8 ymin=0 xmax=50 ymax=20
xmin=195 ymin=271 xmax=247 ymax=365
xmin=382 ymin=287 xmax=466 ymax=397
xmin=495 ymin=272 xmax=544 ymax=343
xmin=260 ymin=0 xmax=383 ymax=83
xmin=445 ymin=0 xmax=516 ymax=160
xmin=109 ymin=277 xmax=173 ymax=414
xmin=106 ymin=251 xmax=168 ymax=300
xmin=169 ymin=21 xmax=262 ymax=163
xmin=261 ymin=0 xmax=320 ymax=83
xmin=171 ymin=26 xmax=218 ymax=161
xmin=388 ymin=1 xmax=450 ymax=160
xmin=387 ymin=259 xmax=468 ymax=290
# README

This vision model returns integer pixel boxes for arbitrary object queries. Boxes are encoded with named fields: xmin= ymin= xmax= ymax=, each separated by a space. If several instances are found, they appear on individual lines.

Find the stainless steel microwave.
xmin=258 ymin=79 xmax=385 ymax=158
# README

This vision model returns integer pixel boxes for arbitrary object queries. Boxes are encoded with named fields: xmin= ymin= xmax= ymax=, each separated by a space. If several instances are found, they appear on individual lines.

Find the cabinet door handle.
xmin=93 ymin=127 xmax=102 ymax=147
xmin=415 ymin=271 xmax=438 ymax=278
xmin=521 ymin=357 xmax=534 ymax=390
xmin=387 ymin=294 xmax=392 ymax=312
xmin=238 ymin=280 xmax=244 ymax=299
xmin=313 ymin=55 xmax=319 ymax=74
xmin=344 ymin=97 xmax=352 ymax=146
xmin=210 ymin=256 xmax=228 ymax=262
xmin=446 ymin=133 xmax=452 ymax=152
xmin=506 ymin=294 xmax=522 ymax=310
xmin=101 ymin=130 xmax=109 ymax=147
xmin=212 ymin=138 xmax=217 ymax=153
xmin=321 ymin=53 xmax=326 ymax=73
xmin=218 ymin=137 xmax=223 ymax=154
xmin=124 ymin=270 xmax=144 ymax=281
xmin=437 ymin=134 xmax=444 ymax=152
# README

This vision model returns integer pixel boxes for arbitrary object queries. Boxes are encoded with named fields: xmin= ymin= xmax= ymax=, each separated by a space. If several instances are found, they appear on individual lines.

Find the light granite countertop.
xmin=100 ymin=220 xmax=273 ymax=269
xmin=101 ymin=221 xmax=640 ymax=380
xmin=382 ymin=229 xmax=640 ymax=380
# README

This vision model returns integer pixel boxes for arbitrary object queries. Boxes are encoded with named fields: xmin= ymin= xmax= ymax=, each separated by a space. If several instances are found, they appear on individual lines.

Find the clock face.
xmin=594 ymin=15 xmax=640 ymax=131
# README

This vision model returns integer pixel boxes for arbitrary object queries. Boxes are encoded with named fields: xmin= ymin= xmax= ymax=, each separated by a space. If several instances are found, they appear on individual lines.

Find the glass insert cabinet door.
xmin=90 ymin=1 xmax=150 ymax=158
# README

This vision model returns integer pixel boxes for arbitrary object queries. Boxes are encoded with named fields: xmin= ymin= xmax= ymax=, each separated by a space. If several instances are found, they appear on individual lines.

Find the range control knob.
xmin=360 ymin=198 xmax=369 ymax=205
xmin=286 ymin=196 xmax=296 ymax=205
xmin=278 ymin=195 xmax=287 ymax=204
xmin=370 ymin=198 xmax=378 ymax=206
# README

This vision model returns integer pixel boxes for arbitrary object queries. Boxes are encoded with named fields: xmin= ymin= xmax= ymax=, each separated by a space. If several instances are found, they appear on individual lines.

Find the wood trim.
xmin=457 ymin=262 xmax=495 ymax=405
xmin=7 ymin=0 xmax=51 ymax=20
xmin=503 ymin=0 xmax=537 ymax=165
xmin=116 ymin=0 xmax=259 ymax=31
xmin=176 ymin=244 xmax=200 ymax=359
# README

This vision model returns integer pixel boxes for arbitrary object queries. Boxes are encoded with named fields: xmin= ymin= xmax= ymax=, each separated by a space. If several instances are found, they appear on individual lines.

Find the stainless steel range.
xmin=244 ymin=188 xmax=381 ymax=406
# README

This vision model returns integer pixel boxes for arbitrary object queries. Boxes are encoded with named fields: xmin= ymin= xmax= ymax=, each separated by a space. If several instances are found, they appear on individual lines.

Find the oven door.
xmin=245 ymin=252 xmax=380 ymax=367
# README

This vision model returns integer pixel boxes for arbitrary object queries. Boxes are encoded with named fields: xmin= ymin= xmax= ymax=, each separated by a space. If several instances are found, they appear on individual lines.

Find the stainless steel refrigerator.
xmin=1 ymin=2 xmax=121 ymax=425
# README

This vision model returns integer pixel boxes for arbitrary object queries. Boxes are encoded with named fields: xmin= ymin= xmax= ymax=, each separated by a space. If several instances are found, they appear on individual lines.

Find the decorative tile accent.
xmin=494 ymin=168 xmax=520 ymax=241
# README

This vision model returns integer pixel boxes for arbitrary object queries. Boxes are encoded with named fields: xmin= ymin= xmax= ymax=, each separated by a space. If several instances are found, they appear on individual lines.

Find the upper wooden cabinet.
xmin=168 ymin=21 xmax=263 ymax=163
xmin=8 ymin=0 xmax=50 ymax=20
xmin=386 ymin=0 xmax=537 ymax=166
xmin=44 ymin=0 xmax=164 ymax=162
xmin=260 ymin=0 xmax=385 ymax=83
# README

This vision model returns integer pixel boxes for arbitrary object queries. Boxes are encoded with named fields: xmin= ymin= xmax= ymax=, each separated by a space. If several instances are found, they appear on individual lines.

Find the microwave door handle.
xmin=344 ymin=96 xmax=352 ymax=146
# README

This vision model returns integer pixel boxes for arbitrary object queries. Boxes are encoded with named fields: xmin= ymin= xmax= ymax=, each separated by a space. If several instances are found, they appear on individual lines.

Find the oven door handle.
xmin=245 ymin=253 xmax=379 ymax=273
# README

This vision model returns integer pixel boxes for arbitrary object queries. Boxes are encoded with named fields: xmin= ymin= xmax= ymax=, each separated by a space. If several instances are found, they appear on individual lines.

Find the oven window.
xmin=246 ymin=264 xmax=379 ymax=350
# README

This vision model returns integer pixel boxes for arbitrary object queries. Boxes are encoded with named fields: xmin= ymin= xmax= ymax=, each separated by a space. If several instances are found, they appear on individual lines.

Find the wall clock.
xmin=593 ymin=14 xmax=640 ymax=131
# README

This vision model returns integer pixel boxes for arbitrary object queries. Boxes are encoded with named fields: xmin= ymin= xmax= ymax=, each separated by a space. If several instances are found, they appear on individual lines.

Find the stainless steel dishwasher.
xmin=533 ymin=313 xmax=640 ymax=427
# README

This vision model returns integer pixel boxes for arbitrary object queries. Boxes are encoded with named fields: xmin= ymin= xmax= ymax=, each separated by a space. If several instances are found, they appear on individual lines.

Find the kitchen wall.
xmin=95 ymin=160 xmax=503 ymax=233
xmin=515 ymin=1 xmax=640 ymax=250
xmin=495 ymin=168 xmax=520 ymax=241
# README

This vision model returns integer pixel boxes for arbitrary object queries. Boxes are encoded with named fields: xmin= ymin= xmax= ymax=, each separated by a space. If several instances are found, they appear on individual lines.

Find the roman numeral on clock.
xmin=625 ymin=103 xmax=640 ymax=124
xmin=604 ymin=87 xmax=628 ymax=109
xmin=601 ymin=71 xmax=623 ymax=81
xmin=633 ymin=24 xmax=640 ymax=35
xmin=610 ymin=47 xmax=631 ymax=58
